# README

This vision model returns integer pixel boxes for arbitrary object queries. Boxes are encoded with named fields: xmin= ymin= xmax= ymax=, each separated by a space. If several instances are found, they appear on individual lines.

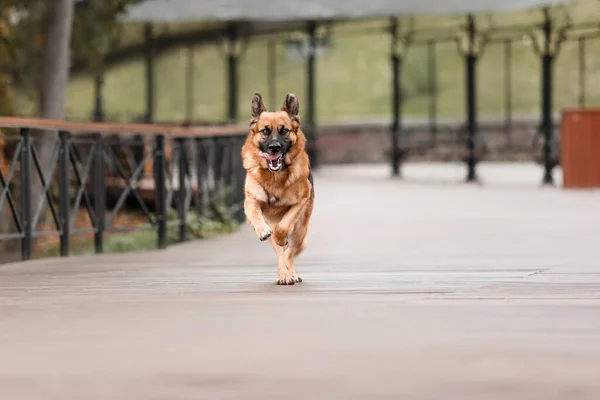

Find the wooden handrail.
xmin=0 ymin=117 xmax=248 ymax=137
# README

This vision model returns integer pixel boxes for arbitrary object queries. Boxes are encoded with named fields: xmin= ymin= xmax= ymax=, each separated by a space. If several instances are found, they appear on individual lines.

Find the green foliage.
xmin=103 ymin=199 xmax=241 ymax=254
xmin=0 ymin=0 xmax=137 ymax=107
xmin=36 ymin=185 xmax=242 ymax=258
xmin=71 ymin=0 xmax=138 ymax=72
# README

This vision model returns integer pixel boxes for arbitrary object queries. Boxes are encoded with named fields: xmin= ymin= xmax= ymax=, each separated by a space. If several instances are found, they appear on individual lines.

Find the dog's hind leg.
xmin=269 ymin=237 xmax=295 ymax=285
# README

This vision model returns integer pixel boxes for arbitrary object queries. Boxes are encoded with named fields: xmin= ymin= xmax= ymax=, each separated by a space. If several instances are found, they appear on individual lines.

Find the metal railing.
xmin=0 ymin=117 xmax=248 ymax=261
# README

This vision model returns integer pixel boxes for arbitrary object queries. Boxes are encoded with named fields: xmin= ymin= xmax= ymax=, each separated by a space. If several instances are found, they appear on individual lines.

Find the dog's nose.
xmin=268 ymin=142 xmax=282 ymax=153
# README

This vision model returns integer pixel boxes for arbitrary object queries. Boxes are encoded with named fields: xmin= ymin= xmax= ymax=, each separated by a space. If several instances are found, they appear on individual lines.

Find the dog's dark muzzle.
xmin=259 ymin=140 xmax=286 ymax=172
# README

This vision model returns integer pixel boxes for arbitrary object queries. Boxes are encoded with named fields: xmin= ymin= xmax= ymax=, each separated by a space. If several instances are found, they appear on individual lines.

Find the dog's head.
xmin=247 ymin=92 xmax=305 ymax=173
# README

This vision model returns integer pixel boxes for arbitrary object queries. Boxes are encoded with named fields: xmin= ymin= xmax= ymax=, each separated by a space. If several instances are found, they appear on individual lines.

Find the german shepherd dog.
xmin=241 ymin=92 xmax=314 ymax=285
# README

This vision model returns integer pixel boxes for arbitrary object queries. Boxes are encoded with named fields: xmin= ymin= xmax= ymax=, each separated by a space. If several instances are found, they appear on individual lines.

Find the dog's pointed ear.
xmin=281 ymin=93 xmax=299 ymax=118
xmin=251 ymin=92 xmax=267 ymax=118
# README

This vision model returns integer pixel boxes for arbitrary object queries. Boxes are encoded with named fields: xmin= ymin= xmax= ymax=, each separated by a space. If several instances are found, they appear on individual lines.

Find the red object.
xmin=560 ymin=108 xmax=600 ymax=189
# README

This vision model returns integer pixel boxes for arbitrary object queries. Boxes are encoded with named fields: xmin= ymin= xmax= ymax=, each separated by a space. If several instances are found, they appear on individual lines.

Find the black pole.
xmin=227 ymin=23 xmax=238 ymax=122
xmin=212 ymin=138 xmax=225 ymax=189
xmin=93 ymin=72 xmax=105 ymax=122
xmin=465 ymin=15 xmax=478 ymax=182
xmin=578 ymin=37 xmax=586 ymax=108
xmin=154 ymin=135 xmax=167 ymax=249
xmin=58 ymin=131 xmax=70 ymax=257
xmin=186 ymin=45 xmax=195 ymax=124
xmin=540 ymin=10 xmax=555 ymax=185
xmin=427 ymin=40 xmax=437 ymax=146
xmin=306 ymin=21 xmax=318 ymax=168
xmin=504 ymin=39 xmax=512 ymax=145
xmin=20 ymin=128 xmax=32 ymax=260
xmin=195 ymin=138 xmax=207 ymax=217
xmin=267 ymin=40 xmax=277 ymax=110
xmin=144 ymin=23 xmax=154 ymax=123
xmin=177 ymin=139 xmax=187 ymax=243
xmin=390 ymin=18 xmax=402 ymax=177
xmin=93 ymin=135 xmax=105 ymax=254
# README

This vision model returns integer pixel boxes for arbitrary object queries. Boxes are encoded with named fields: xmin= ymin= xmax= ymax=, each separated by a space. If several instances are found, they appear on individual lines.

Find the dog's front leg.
xmin=244 ymin=196 xmax=272 ymax=241
xmin=272 ymin=197 xmax=309 ymax=247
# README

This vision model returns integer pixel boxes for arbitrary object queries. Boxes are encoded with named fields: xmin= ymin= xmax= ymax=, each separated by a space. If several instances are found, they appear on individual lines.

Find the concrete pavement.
xmin=1 ymin=162 xmax=599 ymax=399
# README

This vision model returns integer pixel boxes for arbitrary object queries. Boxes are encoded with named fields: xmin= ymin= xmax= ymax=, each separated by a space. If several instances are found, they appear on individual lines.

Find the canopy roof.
xmin=123 ymin=0 xmax=579 ymax=22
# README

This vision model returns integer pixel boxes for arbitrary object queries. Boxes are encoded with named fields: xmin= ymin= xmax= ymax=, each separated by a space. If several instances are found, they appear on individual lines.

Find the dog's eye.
xmin=280 ymin=127 xmax=290 ymax=135
xmin=259 ymin=128 xmax=269 ymax=135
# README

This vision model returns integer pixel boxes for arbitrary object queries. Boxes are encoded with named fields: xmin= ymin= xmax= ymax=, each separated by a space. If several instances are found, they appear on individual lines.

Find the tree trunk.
xmin=29 ymin=0 xmax=74 ymax=256
xmin=39 ymin=0 xmax=74 ymax=120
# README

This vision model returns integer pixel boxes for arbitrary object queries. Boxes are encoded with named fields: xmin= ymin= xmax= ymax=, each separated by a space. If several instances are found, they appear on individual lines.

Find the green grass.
xmin=63 ymin=1 xmax=600 ymax=123
xmin=35 ymin=185 xmax=242 ymax=259
xmin=36 ymin=208 xmax=242 ymax=259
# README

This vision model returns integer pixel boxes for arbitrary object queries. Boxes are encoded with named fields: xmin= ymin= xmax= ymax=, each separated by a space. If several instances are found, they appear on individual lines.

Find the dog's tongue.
xmin=259 ymin=151 xmax=281 ymax=161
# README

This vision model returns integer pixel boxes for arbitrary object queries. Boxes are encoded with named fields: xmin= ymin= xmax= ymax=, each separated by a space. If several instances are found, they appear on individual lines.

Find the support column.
xmin=305 ymin=21 xmax=318 ymax=168
xmin=427 ymin=40 xmax=438 ymax=147
xmin=541 ymin=51 xmax=554 ymax=185
xmin=144 ymin=23 xmax=154 ymax=123
xmin=503 ymin=39 xmax=512 ymax=144
xmin=390 ymin=18 xmax=403 ymax=177
xmin=534 ymin=8 xmax=563 ymax=186
xmin=93 ymin=71 xmax=105 ymax=122
xmin=185 ymin=45 xmax=195 ymax=124
xmin=464 ymin=15 xmax=479 ymax=183
xmin=578 ymin=37 xmax=586 ymax=108
xmin=226 ymin=23 xmax=239 ymax=122
xmin=267 ymin=40 xmax=277 ymax=110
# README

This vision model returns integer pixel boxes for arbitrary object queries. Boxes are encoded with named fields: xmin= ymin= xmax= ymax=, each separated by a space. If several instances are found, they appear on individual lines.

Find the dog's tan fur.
xmin=241 ymin=92 xmax=314 ymax=285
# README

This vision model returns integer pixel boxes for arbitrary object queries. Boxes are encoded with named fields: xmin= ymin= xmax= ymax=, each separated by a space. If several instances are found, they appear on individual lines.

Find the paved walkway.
xmin=1 ymin=163 xmax=600 ymax=399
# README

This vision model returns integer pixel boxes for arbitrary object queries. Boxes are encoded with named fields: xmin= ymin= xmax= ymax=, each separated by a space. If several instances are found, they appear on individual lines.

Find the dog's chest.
xmin=266 ymin=194 xmax=291 ymax=207
xmin=268 ymin=195 xmax=282 ymax=206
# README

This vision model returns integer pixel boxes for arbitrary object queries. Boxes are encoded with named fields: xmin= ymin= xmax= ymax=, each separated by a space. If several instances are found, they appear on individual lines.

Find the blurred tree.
xmin=39 ymin=0 xmax=74 ymax=120
xmin=71 ymin=0 xmax=139 ymax=75
xmin=0 ymin=0 xmax=138 ymax=113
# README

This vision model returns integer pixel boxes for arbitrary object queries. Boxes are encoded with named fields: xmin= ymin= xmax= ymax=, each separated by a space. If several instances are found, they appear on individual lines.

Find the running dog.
xmin=241 ymin=92 xmax=314 ymax=285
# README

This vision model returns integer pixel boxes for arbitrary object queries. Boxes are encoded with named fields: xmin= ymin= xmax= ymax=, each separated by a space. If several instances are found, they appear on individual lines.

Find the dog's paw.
xmin=255 ymin=224 xmax=272 ymax=241
xmin=276 ymin=276 xmax=296 ymax=285
xmin=276 ymin=273 xmax=302 ymax=285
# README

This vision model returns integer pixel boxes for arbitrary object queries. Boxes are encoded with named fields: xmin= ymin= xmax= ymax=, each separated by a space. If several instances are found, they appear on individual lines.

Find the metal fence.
xmin=0 ymin=118 xmax=247 ymax=261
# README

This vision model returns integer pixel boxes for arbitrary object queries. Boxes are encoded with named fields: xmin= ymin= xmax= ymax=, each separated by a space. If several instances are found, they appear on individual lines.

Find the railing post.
xmin=233 ymin=136 xmax=246 ymax=223
xmin=20 ymin=127 xmax=32 ymax=260
xmin=58 ymin=131 xmax=70 ymax=257
xmin=213 ymin=138 xmax=224 ymax=191
xmin=177 ymin=138 xmax=186 ymax=243
xmin=154 ymin=134 xmax=167 ymax=249
xmin=94 ymin=134 xmax=105 ymax=253
xmin=194 ymin=137 xmax=206 ymax=217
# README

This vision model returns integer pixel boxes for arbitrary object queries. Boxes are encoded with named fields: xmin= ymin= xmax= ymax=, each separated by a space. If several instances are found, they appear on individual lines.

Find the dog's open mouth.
xmin=259 ymin=151 xmax=284 ymax=172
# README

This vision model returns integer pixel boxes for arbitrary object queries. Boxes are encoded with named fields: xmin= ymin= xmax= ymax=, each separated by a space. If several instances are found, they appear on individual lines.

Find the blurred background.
xmin=3 ymin=1 xmax=600 ymax=160
xmin=0 ymin=0 xmax=598 ymax=261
